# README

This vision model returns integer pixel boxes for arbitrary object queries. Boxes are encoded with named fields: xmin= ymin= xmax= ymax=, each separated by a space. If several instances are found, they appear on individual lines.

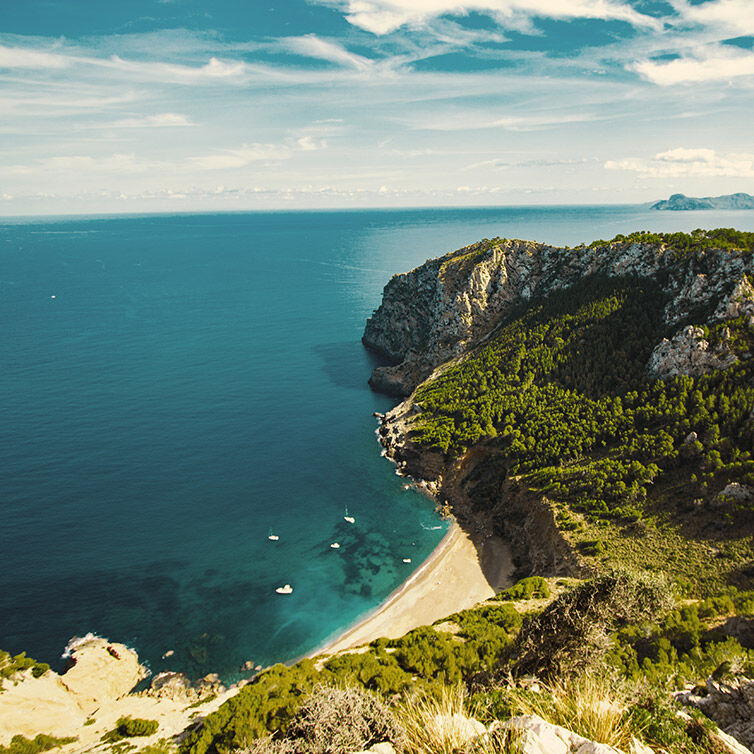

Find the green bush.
xmin=496 ymin=577 xmax=551 ymax=601
xmin=101 ymin=716 xmax=159 ymax=743
xmin=0 ymin=734 xmax=76 ymax=754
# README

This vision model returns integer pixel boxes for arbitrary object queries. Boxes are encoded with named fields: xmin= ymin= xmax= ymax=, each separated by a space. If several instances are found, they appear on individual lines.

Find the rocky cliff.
xmin=364 ymin=232 xmax=754 ymax=579
xmin=363 ymin=235 xmax=753 ymax=397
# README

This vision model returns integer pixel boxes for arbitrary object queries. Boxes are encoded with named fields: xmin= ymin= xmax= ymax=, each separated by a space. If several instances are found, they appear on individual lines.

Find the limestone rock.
xmin=430 ymin=711 xmax=487 ymax=744
xmin=714 ymin=275 xmax=754 ymax=321
xmin=496 ymin=714 xmax=624 ymax=754
xmin=364 ymin=236 xmax=753 ymax=396
xmin=59 ymin=635 xmax=147 ymax=714
xmin=647 ymin=325 xmax=737 ymax=380
xmin=353 ymin=742 xmax=396 ymax=754
xmin=676 ymin=675 xmax=754 ymax=751
xmin=714 ymin=483 xmax=754 ymax=508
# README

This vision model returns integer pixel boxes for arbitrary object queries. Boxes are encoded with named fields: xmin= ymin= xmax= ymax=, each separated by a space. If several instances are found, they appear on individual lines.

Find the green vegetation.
xmin=0 ymin=650 xmax=50 ymax=685
xmin=101 ymin=716 xmax=159 ymax=743
xmin=406 ymin=259 xmax=753 ymax=589
xmin=185 ymin=574 xmax=754 ymax=753
xmin=0 ymin=735 xmax=76 ymax=754
xmin=494 ymin=576 xmax=550 ymax=601
xmin=589 ymin=227 xmax=754 ymax=256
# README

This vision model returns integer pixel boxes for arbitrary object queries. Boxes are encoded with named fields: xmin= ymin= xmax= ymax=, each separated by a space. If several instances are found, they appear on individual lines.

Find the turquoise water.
xmin=2 ymin=206 xmax=753 ymax=682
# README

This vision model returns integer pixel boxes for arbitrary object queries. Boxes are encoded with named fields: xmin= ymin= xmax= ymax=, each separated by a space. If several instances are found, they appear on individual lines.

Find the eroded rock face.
xmin=363 ymin=238 xmax=753 ymax=397
xmin=647 ymin=325 xmax=738 ymax=380
xmin=676 ymin=676 xmax=754 ymax=752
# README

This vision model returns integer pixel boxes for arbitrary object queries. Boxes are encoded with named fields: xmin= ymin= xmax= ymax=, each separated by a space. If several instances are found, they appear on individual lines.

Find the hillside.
xmin=364 ymin=229 xmax=754 ymax=593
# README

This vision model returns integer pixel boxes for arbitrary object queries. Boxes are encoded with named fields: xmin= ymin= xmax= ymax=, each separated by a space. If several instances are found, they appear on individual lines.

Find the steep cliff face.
xmin=365 ymin=233 xmax=753 ymax=579
xmin=364 ymin=236 xmax=753 ymax=396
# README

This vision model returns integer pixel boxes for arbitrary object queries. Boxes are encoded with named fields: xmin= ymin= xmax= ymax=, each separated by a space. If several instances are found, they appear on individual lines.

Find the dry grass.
xmin=501 ymin=674 xmax=635 ymax=751
xmin=399 ymin=685 xmax=472 ymax=754
xmin=398 ymin=685 xmax=520 ymax=754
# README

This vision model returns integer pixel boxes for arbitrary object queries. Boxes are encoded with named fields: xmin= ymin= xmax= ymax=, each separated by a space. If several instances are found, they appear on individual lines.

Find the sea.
xmin=2 ymin=205 xmax=754 ymax=683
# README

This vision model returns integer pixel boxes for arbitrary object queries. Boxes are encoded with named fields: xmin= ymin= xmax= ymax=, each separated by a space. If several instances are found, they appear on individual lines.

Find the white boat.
xmin=275 ymin=584 xmax=293 ymax=594
xmin=343 ymin=506 xmax=355 ymax=524
xmin=402 ymin=558 xmax=412 ymax=563
xmin=268 ymin=534 xmax=279 ymax=541
xmin=330 ymin=542 xmax=340 ymax=549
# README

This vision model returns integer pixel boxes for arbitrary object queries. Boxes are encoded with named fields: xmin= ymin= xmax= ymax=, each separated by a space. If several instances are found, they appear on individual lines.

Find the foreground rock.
xmin=0 ymin=635 xmax=241 ymax=750
xmin=0 ymin=635 xmax=145 ymax=742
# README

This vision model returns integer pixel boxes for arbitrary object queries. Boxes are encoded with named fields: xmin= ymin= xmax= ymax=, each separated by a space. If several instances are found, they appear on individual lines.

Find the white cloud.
xmin=605 ymin=147 xmax=754 ymax=177
xmin=319 ymin=0 xmax=660 ymax=35
xmin=414 ymin=108 xmax=607 ymax=131
xmin=632 ymin=47 xmax=754 ymax=85
xmin=0 ymin=43 xmax=70 ymax=69
xmin=109 ymin=113 xmax=195 ymax=128
xmin=190 ymin=143 xmax=295 ymax=170
xmin=7 ymin=153 xmax=151 ymax=175
xmin=296 ymin=136 xmax=327 ymax=150
xmin=282 ymin=35 xmax=379 ymax=72
xmin=91 ymin=55 xmax=250 ymax=84
xmin=674 ymin=0 xmax=754 ymax=36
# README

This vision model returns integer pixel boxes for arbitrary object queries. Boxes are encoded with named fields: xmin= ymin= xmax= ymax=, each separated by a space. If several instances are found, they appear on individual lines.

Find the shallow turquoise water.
xmin=2 ymin=206 xmax=753 ymax=681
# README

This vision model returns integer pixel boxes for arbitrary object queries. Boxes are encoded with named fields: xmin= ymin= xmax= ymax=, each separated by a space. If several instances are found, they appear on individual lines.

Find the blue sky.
xmin=1 ymin=0 xmax=753 ymax=213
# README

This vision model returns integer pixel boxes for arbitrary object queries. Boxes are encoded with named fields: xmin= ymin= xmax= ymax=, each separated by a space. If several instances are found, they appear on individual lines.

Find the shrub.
xmin=238 ymin=684 xmax=405 ymax=754
xmin=496 ymin=577 xmax=551 ymax=602
xmin=101 ymin=715 xmax=159 ymax=742
xmin=507 ymin=570 xmax=672 ymax=679
xmin=0 ymin=734 xmax=76 ymax=754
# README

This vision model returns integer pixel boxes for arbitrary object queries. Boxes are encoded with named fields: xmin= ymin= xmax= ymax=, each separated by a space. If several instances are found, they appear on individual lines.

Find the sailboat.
xmin=330 ymin=542 xmax=341 ymax=549
xmin=343 ymin=506 xmax=355 ymax=524
xmin=267 ymin=528 xmax=279 ymax=541
xmin=275 ymin=584 xmax=293 ymax=594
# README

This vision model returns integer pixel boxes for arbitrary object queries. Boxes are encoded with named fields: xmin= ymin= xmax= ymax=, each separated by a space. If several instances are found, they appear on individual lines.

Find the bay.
xmin=1 ymin=205 xmax=752 ymax=681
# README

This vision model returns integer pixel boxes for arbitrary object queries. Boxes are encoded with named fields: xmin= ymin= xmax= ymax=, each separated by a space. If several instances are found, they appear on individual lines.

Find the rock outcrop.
xmin=363 ymin=238 xmax=752 ymax=397
xmin=646 ymin=325 xmax=737 ymax=380
xmin=676 ymin=676 xmax=754 ymax=752
xmin=0 ymin=635 xmax=147 ymax=743
xmin=364 ymin=235 xmax=752 ymax=579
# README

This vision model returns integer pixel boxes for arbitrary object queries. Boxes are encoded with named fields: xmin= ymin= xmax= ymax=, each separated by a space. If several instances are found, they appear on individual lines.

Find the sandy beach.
xmin=317 ymin=521 xmax=515 ymax=655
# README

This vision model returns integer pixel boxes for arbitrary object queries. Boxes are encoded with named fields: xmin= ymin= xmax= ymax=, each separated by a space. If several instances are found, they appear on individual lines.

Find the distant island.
xmin=652 ymin=192 xmax=754 ymax=210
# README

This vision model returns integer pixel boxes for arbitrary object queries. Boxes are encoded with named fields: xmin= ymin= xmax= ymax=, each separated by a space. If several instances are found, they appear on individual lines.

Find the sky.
xmin=1 ymin=0 xmax=753 ymax=214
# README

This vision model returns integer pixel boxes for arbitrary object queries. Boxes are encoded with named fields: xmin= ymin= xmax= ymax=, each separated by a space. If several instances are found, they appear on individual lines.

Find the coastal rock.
xmin=647 ymin=325 xmax=737 ymax=379
xmin=0 ymin=635 xmax=147 ymax=744
xmin=59 ymin=635 xmax=147 ymax=714
xmin=364 ymin=236 xmax=753 ymax=396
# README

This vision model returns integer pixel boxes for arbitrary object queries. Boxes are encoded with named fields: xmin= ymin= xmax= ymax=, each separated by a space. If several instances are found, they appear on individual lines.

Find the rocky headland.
xmin=651 ymin=193 xmax=754 ymax=211
xmin=363 ymin=232 xmax=754 ymax=580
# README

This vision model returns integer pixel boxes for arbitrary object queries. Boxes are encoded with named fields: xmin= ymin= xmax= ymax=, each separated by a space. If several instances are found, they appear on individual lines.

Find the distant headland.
xmin=652 ymin=192 xmax=754 ymax=210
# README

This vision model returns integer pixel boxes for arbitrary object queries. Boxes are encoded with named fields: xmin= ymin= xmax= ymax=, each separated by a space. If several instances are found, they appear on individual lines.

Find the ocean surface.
xmin=2 ymin=205 xmax=754 ymax=682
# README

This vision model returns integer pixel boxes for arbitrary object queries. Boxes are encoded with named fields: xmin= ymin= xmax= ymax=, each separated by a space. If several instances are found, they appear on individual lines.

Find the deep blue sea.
xmin=2 ymin=205 xmax=754 ymax=682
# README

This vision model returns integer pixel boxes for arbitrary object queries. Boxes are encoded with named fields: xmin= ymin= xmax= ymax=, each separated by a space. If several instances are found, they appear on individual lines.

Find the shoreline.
xmin=313 ymin=518 xmax=514 ymax=657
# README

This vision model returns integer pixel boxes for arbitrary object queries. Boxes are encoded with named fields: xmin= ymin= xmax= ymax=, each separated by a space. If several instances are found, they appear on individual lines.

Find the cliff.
xmin=363 ymin=234 xmax=753 ymax=397
xmin=652 ymin=193 xmax=754 ymax=211
xmin=363 ymin=230 xmax=754 ymax=583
